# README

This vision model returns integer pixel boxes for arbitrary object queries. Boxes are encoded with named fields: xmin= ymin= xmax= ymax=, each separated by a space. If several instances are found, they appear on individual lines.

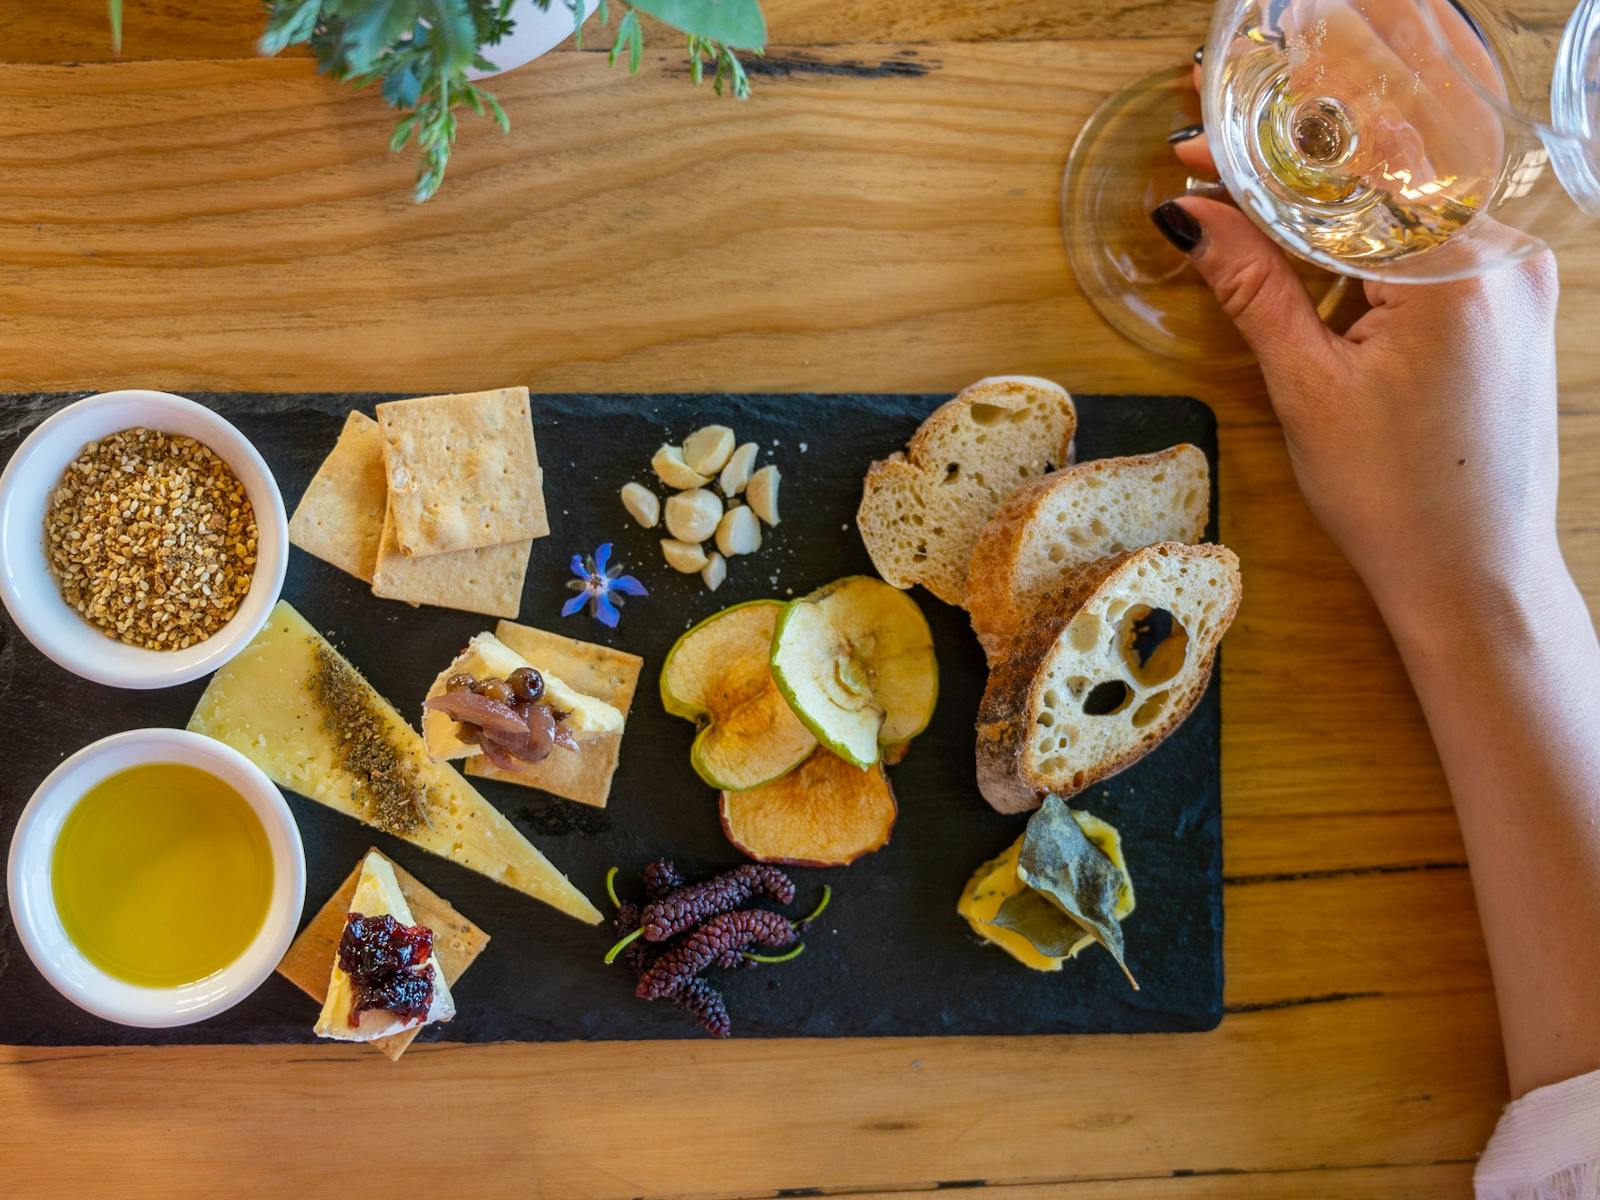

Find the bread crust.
xmin=974 ymin=542 xmax=1241 ymax=814
xmin=964 ymin=446 xmax=1209 ymax=662
xmin=964 ymin=471 xmax=1068 ymax=659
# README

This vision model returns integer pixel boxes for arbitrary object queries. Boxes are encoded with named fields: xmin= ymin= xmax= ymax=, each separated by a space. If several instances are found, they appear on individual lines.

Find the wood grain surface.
xmin=2 ymin=3 xmax=1597 ymax=1197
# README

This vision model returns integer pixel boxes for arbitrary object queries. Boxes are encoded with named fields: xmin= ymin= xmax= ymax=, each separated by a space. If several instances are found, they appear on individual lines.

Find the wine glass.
xmin=1063 ymin=0 xmax=1600 ymax=364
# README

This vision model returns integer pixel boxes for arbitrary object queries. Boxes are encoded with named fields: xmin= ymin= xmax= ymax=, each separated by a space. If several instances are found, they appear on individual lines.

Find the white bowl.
xmin=7 ymin=728 xmax=305 ymax=1028
xmin=467 ymin=0 xmax=596 ymax=79
xmin=0 ymin=390 xmax=288 ymax=689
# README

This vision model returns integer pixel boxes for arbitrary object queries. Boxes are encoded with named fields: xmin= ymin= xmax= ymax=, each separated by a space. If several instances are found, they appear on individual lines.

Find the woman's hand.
xmin=1155 ymin=124 xmax=1564 ymax=633
xmin=1157 ymin=73 xmax=1600 ymax=1100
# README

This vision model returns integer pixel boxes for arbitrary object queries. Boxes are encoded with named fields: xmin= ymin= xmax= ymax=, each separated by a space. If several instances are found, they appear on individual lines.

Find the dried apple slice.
xmin=719 ymin=750 xmax=897 ymax=867
xmin=769 ymin=576 xmax=938 ymax=768
xmin=660 ymin=600 xmax=817 ymax=790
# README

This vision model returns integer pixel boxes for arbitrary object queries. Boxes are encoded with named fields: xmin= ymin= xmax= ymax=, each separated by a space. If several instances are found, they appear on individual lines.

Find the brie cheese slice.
xmin=422 ymin=631 xmax=625 ymax=761
xmin=314 ymin=851 xmax=456 ymax=1042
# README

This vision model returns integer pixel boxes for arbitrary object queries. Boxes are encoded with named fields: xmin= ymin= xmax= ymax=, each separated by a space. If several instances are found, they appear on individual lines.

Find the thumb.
xmin=1151 ymin=196 xmax=1339 ymax=371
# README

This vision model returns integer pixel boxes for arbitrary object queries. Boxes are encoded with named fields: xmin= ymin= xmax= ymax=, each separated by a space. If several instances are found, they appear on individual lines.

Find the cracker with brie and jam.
xmin=315 ymin=850 xmax=455 ymax=1043
xmin=279 ymin=847 xmax=489 ymax=1061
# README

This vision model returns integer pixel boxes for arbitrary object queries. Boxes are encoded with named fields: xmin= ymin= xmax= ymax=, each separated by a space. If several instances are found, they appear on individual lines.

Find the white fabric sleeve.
xmin=1476 ymin=1068 xmax=1600 ymax=1200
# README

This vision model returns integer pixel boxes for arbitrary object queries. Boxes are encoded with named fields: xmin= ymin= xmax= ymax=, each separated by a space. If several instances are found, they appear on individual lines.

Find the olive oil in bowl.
xmin=51 ymin=763 xmax=275 ymax=988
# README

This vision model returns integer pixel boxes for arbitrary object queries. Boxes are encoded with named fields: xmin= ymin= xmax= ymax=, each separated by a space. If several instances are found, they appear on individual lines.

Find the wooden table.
xmin=2 ymin=3 xmax=1595 ymax=1197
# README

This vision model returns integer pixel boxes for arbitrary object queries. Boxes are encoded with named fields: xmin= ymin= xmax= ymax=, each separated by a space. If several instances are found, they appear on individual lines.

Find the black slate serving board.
xmin=0 ymin=391 xmax=1222 ymax=1045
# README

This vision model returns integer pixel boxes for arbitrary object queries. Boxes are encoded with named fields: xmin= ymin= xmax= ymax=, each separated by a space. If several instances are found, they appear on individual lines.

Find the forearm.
xmin=1381 ymin=555 xmax=1600 ymax=1097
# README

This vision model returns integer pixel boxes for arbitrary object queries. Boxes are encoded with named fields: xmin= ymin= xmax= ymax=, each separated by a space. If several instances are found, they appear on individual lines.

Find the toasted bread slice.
xmin=975 ymin=542 xmax=1241 ymax=814
xmin=856 ymin=376 xmax=1077 ymax=606
xmin=965 ymin=446 xmax=1211 ymax=661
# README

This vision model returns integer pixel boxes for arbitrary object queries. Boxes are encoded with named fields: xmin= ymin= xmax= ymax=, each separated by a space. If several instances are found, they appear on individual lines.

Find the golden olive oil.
xmin=51 ymin=763 xmax=274 ymax=988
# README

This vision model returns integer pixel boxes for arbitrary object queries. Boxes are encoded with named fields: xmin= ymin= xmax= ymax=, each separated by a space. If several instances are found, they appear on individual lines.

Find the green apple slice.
xmin=660 ymin=600 xmax=818 ymax=790
xmin=769 ymin=576 xmax=939 ymax=769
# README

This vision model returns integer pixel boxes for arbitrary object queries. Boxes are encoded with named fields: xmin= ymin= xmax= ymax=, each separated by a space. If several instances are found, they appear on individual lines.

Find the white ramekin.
xmin=7 ymin=728 xmax=305 ymax=1028
xmin=0 ymin=390 xmax=287 ymax=689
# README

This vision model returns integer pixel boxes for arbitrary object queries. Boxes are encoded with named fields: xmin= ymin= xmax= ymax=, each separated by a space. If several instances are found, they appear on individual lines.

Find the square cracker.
xmin=277 ymin=848 xmax=489 ymax=1062
xmin=371 ymin=504 xmax=531 ymax=619
xmin=464 ymin=620 xmax=643 ymax=808
xmin=376 ymin=387 xmax=549 ymax=558
xmin=286 ymin=410 xmax=388 ymax=583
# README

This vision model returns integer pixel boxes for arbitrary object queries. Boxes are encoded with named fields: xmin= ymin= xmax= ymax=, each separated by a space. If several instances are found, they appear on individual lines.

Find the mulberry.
xmin=604 ymin=862 xmax=828 ymax=1037
xmin=615 ymin=899 xmax=737 ymax=1031
xmin=636 ymin=909 xmax=797 ymax=1000
xmin=677 ymin=977 xmax=732 ymax=1038
xmin=640 ymin=865 xmax=796 ymax=942
xmin=642 ymin=858 xmax=685 ymax=899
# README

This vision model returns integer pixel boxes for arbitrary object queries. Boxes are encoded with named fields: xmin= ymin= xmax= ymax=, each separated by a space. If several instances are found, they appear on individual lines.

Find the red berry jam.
xmin=337 ymin=913 xmax=435 ymax=1027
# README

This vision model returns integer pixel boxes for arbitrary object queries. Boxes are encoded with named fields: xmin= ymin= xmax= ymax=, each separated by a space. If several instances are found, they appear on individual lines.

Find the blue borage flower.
xmin=563 ymin=543 xmax=647 ymax=628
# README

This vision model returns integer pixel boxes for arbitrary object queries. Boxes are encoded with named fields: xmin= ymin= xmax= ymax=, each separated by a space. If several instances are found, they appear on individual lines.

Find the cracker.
xmin=286 ymin=411 xmax=388 ymax=583
xmin=277 ymin=848 xmax=489 ymax=1061
xmin=371 ymin=504 xmax=531 ymax=619
xmin=463 ymin=620 xmax=643 ymax=808
xmin=376 ymin=388 xmax=549 ymax=558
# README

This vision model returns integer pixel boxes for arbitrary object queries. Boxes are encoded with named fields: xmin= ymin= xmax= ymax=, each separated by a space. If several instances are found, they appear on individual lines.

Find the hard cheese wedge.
xmin=314 ymin=850 xmax=456 ymax=1042
xmin=422 ymin=631 xmax=624 ymax=762
xmin=188 ymin=599 xmax=601 ymax=924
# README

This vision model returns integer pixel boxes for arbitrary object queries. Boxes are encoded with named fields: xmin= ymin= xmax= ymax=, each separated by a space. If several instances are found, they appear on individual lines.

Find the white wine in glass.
xmin=1063 ymin=0 xmax=1600 ymax=362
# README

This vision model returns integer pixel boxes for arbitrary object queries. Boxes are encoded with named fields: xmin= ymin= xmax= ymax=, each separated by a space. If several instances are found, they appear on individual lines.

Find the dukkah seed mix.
xmin=44 ymin=427 xmax=258 ymax=649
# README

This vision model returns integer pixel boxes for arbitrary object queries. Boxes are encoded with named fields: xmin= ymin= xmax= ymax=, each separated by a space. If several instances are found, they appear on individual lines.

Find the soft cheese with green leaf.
xmin=960 ymin=795 xmax=1136 ymax=984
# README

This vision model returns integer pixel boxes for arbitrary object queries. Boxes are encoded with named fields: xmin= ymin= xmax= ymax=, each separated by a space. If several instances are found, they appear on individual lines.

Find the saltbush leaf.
xmin=988 ymin=794 xmax=1138 ymax=988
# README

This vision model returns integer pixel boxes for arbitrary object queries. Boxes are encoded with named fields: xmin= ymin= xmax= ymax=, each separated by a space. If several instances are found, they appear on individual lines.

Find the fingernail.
xmin=1167 ymin=123 xmax=1204 ymax=144
xmin=1151 ymin=201 xmax=1202 ymax=253
xmin=1193 ymin=45 xmax=1205 ymax=65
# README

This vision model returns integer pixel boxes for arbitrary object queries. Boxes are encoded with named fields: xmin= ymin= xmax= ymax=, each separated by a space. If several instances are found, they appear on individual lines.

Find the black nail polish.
xmin=1151 ymin=201 xmax=1202 ymax=253
xmin=1167 ymin=123 xmax=1204 ymax=144
xmin=1193 ymin=45 xmax=1205 ymax=65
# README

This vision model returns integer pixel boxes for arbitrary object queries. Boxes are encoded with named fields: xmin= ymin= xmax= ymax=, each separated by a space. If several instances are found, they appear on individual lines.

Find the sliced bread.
xmin=856 ymin=376 xmax=1078 ymax=606
xmin=975 ymin=542 xmax=1242 ymax=814
xmin=965 ymin=446 xmax=1211 ymax=661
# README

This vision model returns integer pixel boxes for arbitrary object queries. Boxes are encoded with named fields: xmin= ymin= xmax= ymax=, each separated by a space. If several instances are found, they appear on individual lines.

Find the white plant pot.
xmin=468 ymin=0 xmax=599 ymax=80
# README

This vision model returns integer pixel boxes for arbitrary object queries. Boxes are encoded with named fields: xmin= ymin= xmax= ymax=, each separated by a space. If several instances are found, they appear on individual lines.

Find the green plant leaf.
xmin=484 ymin=91 xmax=510 ymax=133
xmin=990 ymin=889 xmax=1093 ymax=956
xmin=388 ymin=112 xmax=419 ymax=151
xmin=721 ymin=45 xmax=749 ymax=98
xmin=629 ymin=0 xmax=764 ymax=50
xmin=381 ymin=64 xmax=423 ymax=107
xmin=337 ymin=0 xmax=424 ymax=74
xmin=608 ymin=8 xmax=643 ymax=71
xmin=420 ymin=0 xmax=479 ymax=75
xmin=259 ymin=0 xmax=324 ymax=56
xmin=987 ymin=794 xmax=1138 ymax=989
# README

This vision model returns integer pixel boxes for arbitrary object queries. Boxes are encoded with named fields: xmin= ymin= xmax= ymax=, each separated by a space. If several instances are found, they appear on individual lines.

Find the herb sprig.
xmin=107 ymin=0 xmax=765 ymax=203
